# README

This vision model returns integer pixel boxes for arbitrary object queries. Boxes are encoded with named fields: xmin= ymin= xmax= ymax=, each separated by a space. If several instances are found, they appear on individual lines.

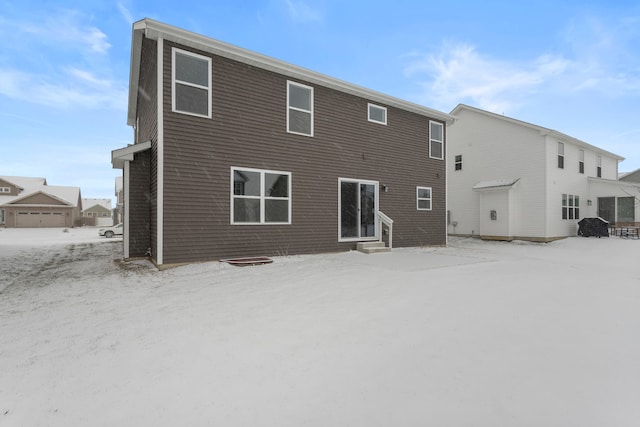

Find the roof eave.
xmin=128 ymin=18 xmax=454 ymax=125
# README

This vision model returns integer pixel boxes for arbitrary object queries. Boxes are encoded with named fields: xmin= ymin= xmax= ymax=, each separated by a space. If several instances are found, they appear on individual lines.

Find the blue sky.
xmin=1 ymin=0 xmax=639 ymax=201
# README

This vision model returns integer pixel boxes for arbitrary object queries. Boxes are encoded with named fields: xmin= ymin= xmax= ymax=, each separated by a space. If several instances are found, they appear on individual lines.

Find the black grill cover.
xmin=578 ymin=217 xmax=609 ymax=237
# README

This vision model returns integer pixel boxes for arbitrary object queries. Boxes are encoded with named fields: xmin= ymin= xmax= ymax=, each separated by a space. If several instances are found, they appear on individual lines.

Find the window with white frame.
xmin=231 ymin=167 xmax=291 ymax=224
xmin=287 ymin=81 xmax=313 ymax=136
xmin=578 ymin=149 xmax=584 ymax=174
xmin=368 ymin=103 xmax=387 ymax=125
xmin=0 ymin=208 xmax=4 ymax=224
xmin=557 ymin=142 xmax=564 ymax=169
xmin=429 ymin=121 xmax=444 ymax=160
xmin=0 ymin=187 xmax=10 ymax=193
xmin=454 ymin=155 xmax=462 ymax=171
xmin=417 ymin=187 xmax=432 ymax=210
xmin=172 ymin=48 xmax=212 ymax=118
xmin=597 ymin=155 xmax=602 ymax=178
xmin=562 ymin=194 xmax=579 ymax=220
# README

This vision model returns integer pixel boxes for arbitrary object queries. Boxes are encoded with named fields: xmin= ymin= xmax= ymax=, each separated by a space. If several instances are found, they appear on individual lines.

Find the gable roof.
xmin=473 ymin=178 xmax=521 ymax=190
xmin=619 ymin=168 xmax=640 ymax=182
xmin=82 ymin=198 xmax=112 ymax=210
xmin=450 ymin=104 xmax=625 ymax=161
xmin=0 ymin=176 xmax=80 ymax=208
xmin=128 ymin=18 xmax=454 ymax=127
xmin=0 ymin=176 xmax=47 ymax=191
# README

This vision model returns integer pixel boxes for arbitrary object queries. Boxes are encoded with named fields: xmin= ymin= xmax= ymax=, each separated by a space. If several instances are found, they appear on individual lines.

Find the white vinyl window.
xmin=597 ymin=155 xmax=602 ymax=178
xmin=562 ymin=194 xmax=580 ymax=220
xmin=454 ymin=155 xmax=462 ymax=171
xmin=172 ymin=47 xmax=212 ymax=118
xmin=429 ymin=121 xmax=444 ymax=160
xmin=231 ymin=167 xmax=291 ymax=224
xmin=557 ymin=142 xmax=565 ymax=169
xmin=578 ymin=149 xmax=584 ymax=174
xmin=287 ymin=81 xmax=313 ymax=136
xmin=0 ymin=187 xmax=10 ymax=193
xmin=417 ymin=187 xmax=432 ymax=210
xmin=368 ymin=103 xmax=387 ymax=125
xmin=0 ymin=208 xmax=4 ymax=224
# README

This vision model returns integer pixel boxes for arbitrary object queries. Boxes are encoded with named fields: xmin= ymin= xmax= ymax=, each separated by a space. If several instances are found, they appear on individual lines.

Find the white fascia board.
xmin=111 ymin=141 xmax=152 ymax=169
xmin=131 ymin=18 xmax=454 ymax=125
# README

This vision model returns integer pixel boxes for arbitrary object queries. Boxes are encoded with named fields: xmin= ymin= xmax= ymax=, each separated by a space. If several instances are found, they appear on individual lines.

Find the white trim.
xmin=286 ymin=81 xmax=314 ymax=137
xmin=128 ymin=19 xmax=454 ymax=127
xmin=337 ymin=177 xmax=379 ymax=242
xmin=157 ymin=37 xmax=164 ymax=265
xmin=123 ymin=162 xmax=130 ymax=259
xmin=230 ymin=166 xmax=292 ymax=225
xmin=171 ymin=47 xmax=212 ymax=118
xmin=416 ymin=186 xmax=433 ymax=211
xmin=111 ymin=140 xmax=152 ymax=169
xmin=429 ymin=120 xmax=444 ymax=160
xmin=367 ymin=103 xmax=387 ymax=125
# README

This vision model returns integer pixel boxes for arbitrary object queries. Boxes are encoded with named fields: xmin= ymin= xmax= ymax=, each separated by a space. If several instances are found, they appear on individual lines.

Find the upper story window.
xmin=231 ymin=167 xmax=291 ymax=225
xmin=0 ymin=187 xmax=10 ymax=193
xmin=557 ymin=142 xmax=564 ymax=169
xmin=578 ymin=149 xmax=585 ymax=174
xmin=368 ymin=103 xmax=387 ymax=125
xmin=454 ymin=155 xmax=462 ymax=171
xmin=172 ymin=48 xmax=212 ymax=118
xmin=287 ymin=81 xmax=314 ymax=136
xmin=597 ymin=155 xmax=602 ymax=178
xmin=416 ymin=187 xmax=432 ymax=210
xmin=429 ymin=121 xmax=444 ymax=160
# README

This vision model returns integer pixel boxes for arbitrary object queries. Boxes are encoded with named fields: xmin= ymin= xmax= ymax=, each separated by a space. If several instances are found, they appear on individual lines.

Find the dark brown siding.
xmin=129 ymin=150 xmax=151 ymax=256
xmin=159 ymin=40 xmax=446 ymax=264
xmin=0 ymin=179 xmax=20 ymax=196
xmin=129 ymin=37 xmax=157 ymax=258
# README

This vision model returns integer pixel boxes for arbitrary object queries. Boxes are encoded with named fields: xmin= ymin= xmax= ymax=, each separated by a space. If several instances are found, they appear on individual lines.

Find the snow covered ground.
xmin=1 ymin=227 xmax=639 ymax=426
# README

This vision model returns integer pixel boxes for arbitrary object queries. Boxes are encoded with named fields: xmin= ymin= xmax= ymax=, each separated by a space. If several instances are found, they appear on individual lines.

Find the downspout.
xmin=156 ymin=37 xmax=164 ymax=265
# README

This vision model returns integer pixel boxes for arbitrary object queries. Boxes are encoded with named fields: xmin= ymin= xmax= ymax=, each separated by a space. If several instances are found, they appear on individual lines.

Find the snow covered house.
xmin=81 ymin=198 xmax=113 ymax=226
xmin=446 ymin=104 xmax=640 ymax=241
xmin=112 ymin=18 xmax=453 ymax=267
xmin=0 ymin=176 xmax=82 ymax=228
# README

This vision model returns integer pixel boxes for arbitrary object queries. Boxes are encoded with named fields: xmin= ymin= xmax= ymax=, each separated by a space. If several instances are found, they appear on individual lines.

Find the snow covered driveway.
xmin=1 ymin=228 xmax=639 ymax=426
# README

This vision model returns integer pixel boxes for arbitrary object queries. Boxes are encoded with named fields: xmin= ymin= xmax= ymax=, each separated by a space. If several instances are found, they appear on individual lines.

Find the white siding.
xmin=447 ymin=108 xmax=547 ymax=238
xmin=448 ymin=105 xmax=627 ymax=241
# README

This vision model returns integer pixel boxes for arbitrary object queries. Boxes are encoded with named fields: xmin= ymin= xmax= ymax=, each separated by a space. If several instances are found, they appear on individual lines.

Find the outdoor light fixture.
xmin=587 ymin=200 xmax=592 ymax=206
xmin=383 ymin=185 xmax=389 ymax=192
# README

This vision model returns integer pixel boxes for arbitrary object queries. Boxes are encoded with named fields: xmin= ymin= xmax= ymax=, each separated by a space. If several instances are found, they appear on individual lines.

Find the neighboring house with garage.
xmin=446 ymin=104 xmax=640 ymax=241
xmin=112 ymin=18 xmax=453 ymax=267
xmin=0 ymin=176 xmax=82 ymax=228
xmin=81 ymin=198 xmax=113 ymax=226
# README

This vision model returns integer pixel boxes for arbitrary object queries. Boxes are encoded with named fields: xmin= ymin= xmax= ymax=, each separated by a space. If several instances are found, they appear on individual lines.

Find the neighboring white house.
xmin=446 ymin=104 xmax=640 ymax=241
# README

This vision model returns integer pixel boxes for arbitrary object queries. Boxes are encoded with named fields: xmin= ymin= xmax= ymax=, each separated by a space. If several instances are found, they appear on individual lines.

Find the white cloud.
xmin=1 ymin=9 xmax=111 ymax=55
xmin=117 ymin=2 xmax=134 ymax=25
xmin=283 ymin=0 xmax=323 ymax=23
xmin=404 ymin=42 xmax=570 ymax=113
xmin=0 ymin=68 xmax=126 ymax=110
xmin=403 ymin=10 xmax=640 ymax=114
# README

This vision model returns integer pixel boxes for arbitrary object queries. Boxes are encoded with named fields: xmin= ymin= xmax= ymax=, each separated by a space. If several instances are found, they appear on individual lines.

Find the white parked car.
xmin=99 ymin=223 xmax=123 ymax=238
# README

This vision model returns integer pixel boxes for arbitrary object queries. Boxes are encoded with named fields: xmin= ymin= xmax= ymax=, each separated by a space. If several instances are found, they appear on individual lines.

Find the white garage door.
xmin=16 ymin=212 xmax=66 ymax=227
